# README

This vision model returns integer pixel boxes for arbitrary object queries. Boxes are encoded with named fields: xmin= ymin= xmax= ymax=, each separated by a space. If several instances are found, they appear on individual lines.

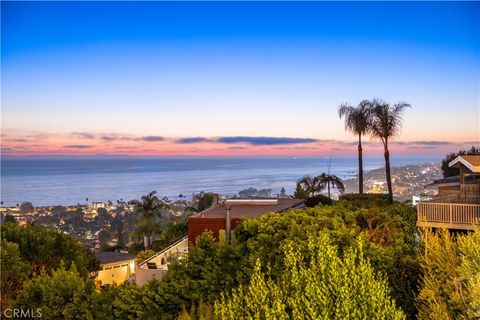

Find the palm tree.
xmin=297 ymin=175 xmax=323 ymax=197
xmin=368 ymin=99 xmax=411 ymax=204
xmin=293 ymin=183 xmax=309 ymax=199
xmin=130 ymin=191 xmax=164 ymax=248
xmin=318 ymin=173 xmax=345 ymax=198
xmin=338 ymin=100 xmax=372 ymax=194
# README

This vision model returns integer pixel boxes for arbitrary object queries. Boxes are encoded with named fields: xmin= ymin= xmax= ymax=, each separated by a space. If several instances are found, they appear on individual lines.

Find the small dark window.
xmin=464 ymin=174 xmax=480 ymax=184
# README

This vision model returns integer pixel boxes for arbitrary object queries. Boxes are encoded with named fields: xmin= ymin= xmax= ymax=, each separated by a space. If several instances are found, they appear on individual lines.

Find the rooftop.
xmin=425 ymin=175 xmax=460 ymax=188
xmin=449 ymin=155 xmax=480 ymax=173
xmin=191 ymin=198 xmax=305 ymax=219
xmin=95 ymin=251 xmax=135 ymax=265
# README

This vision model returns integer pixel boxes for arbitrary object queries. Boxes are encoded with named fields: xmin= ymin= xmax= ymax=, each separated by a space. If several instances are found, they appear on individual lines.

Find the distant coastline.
xmin=344 ymin=162 xmax=442 ymax=201
xmin=0 ymin=155 xmax=441 ymax=206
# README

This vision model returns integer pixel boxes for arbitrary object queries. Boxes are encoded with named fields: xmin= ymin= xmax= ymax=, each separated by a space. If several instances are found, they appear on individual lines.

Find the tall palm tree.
xmin=338 ymin=100 xmax=372 ymax=194
xmin=298 ymin=175 xmax=323 ymax=197
xmin=318 ymin=173 xmax=345 ymax=198
xmin=130 ymin=191 xmax=164 ymax=248
xmin=368 ymin=99 xmax=411 ymax=204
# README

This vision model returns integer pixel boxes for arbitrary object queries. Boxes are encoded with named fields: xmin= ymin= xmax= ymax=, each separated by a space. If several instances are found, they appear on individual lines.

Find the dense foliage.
xmin=136 ymin=249 xmax=156 ymax=263
xmin=1 ymin=223 xmax=99 ymax=277
xmin=304 ymin=194 xmax=334 ymax=207
xmin=160 ymin=220 xmax=188 ymax=244
xmin=112 ymin=232 xmax=244 ymax=320
xmin=5 ymin=198 xmax=479 ymax=320
xmin=338 ymin=193 xmax=391 ymax=206
xmin=192 ymin=192 xmax=216 ymax=212
xmin=175 ymin=200 xmax=419 ymax=320
xmin=13 ymin=263 xmax=96 ymax=319
xmin=417 ymin=229 xmax=480 ymax=320
xmin=238 ymin=187 xmax=273 ymax=198
xmin=235 ymin=201 xmax=419 ymax=318
xmin=0 ymin=240 xmax=31 ymax=306
xmin=130 ymin=191 xmax=166 ymax=249
xmin=215 ymin=236 xmax=405 ymax=320
xmin=0 ymin=224 xmax=99 ymax=309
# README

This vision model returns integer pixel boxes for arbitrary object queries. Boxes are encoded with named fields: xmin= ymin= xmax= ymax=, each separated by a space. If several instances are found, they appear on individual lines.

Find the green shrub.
xmin=234 ymin=202 xmax=419 ymax=319
xmin=215 ymin=235 xmax=405 ymax=320
xmin=339 ymin=193 xmax=391 ymax=207
xmin=304 ymin=194 xmax=333 ymax=207
xmin=417 ymin=229 xmax=480 ymax=320
xmin=13 ymin=263 xmax=96 ymax=319
xmin=1 ymin=223 xmax=99 ymax=277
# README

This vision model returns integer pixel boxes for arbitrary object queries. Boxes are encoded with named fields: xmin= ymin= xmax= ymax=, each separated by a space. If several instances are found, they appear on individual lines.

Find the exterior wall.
xmin=96 ymin=259 xmax=135 ymax=286
xmin=188 ymin=217 xmax=242 ymax=245
xmin=437 ymin=186 xmax=460 ymax=197
xmin=459 ymin=163 xmax=468 ymax=184
xmin=136 ymin=267 xmax=167 ymax=285
xmin=459 ymin=164 xmax=480 ymax=200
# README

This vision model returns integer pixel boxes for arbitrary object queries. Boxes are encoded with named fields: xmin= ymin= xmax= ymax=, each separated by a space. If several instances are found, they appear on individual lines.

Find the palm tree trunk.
xmin=358 ymin=134 xmax=363 ymax=194
xmin=384 ymin=145 xmax=393 ymax=204
xmin=144 ymin=235 xmax=150 ymax=249
xmin=328 ymin=181 xmax=331 ymax=198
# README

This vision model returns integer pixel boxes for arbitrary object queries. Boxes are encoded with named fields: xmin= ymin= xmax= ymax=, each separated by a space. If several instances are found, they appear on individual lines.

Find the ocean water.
xmin=0 ymin=155 xmax=441 ymax=206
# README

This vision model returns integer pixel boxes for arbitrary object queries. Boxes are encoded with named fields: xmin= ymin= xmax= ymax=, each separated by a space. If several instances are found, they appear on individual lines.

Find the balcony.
xmin=417 ymin=201 xmax=480 ymax=230
xmin=135 ymin=236 xmax=188 ymax=285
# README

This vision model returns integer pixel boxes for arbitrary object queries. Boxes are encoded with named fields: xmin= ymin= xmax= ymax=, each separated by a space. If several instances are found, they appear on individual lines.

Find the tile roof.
xmin=449 ymin=155 xmax=480 ymax=173
xmin=191 ymin=198 xmax=306 ymax=219
xmin=460 ymin=155 xmax=480 ymax=166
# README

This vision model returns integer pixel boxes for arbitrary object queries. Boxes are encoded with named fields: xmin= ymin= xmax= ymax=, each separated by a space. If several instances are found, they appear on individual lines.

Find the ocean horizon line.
xmin=1 ymin=153 xmax=445 ymax=160
xmin=1 ymin=155 xmax=442 ymax=206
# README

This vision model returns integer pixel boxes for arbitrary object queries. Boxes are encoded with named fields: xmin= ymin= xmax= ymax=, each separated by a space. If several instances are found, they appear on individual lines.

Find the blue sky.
xmin=1 ymin=1 xmax=479 ymax=156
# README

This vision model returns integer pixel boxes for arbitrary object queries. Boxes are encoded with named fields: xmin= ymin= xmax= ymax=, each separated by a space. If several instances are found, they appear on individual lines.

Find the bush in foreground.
xmin=338 ymin=193 xmax=391 ymax=207
xmin=417 ymin=229 xmax=480 ymax=320
xmin=190 ymin=234 xmax=405 ymax=319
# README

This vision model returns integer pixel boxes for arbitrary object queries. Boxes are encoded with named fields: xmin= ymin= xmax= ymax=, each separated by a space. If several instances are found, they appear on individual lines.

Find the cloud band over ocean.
xmin=1 ymin=130 xmax=477 ymax=156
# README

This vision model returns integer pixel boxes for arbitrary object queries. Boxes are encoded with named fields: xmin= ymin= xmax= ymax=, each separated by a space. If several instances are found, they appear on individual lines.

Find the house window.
xmin=464 ymin=173 xmax=480 ymax=184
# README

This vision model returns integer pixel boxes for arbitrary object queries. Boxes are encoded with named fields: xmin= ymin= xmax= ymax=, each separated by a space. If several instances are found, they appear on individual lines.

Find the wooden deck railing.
xmin=417 ymin=202 xmax=480 ymax=230
xmin=428 ymin=195 xmax=459 ymax=203
xmin=428 ymin=194 xmax=480 ymax=204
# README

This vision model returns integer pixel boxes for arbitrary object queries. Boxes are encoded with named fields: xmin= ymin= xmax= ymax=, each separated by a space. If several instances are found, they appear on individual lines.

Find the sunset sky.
xmin=1 ymin=1 xmax=479 ymax=156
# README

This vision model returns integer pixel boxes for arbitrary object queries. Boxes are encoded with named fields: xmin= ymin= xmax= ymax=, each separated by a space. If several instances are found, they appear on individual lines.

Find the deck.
xmin=417 ymin=202 xmax=480 ymax=230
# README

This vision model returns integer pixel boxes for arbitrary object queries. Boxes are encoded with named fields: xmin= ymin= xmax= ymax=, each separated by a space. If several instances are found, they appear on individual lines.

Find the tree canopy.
xmin=19 ymin=202 xmax=35 ymax=215
xmin=13 ymin=263 xmax=96 ymax=320
xmin=1 ymin=223 xmax=99 ymax=277
xmin=0 ymin=240 xmax=31 ymax=306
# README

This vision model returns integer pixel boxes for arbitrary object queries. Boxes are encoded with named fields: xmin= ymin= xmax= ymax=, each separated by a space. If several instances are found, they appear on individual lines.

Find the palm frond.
xmin=317 ymin=173 xmax=345 ymax=194
xmin=338 ymin=101 xmax=371 ymax=136
xmin=368 ymin=99 xmax=410 ymax=144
